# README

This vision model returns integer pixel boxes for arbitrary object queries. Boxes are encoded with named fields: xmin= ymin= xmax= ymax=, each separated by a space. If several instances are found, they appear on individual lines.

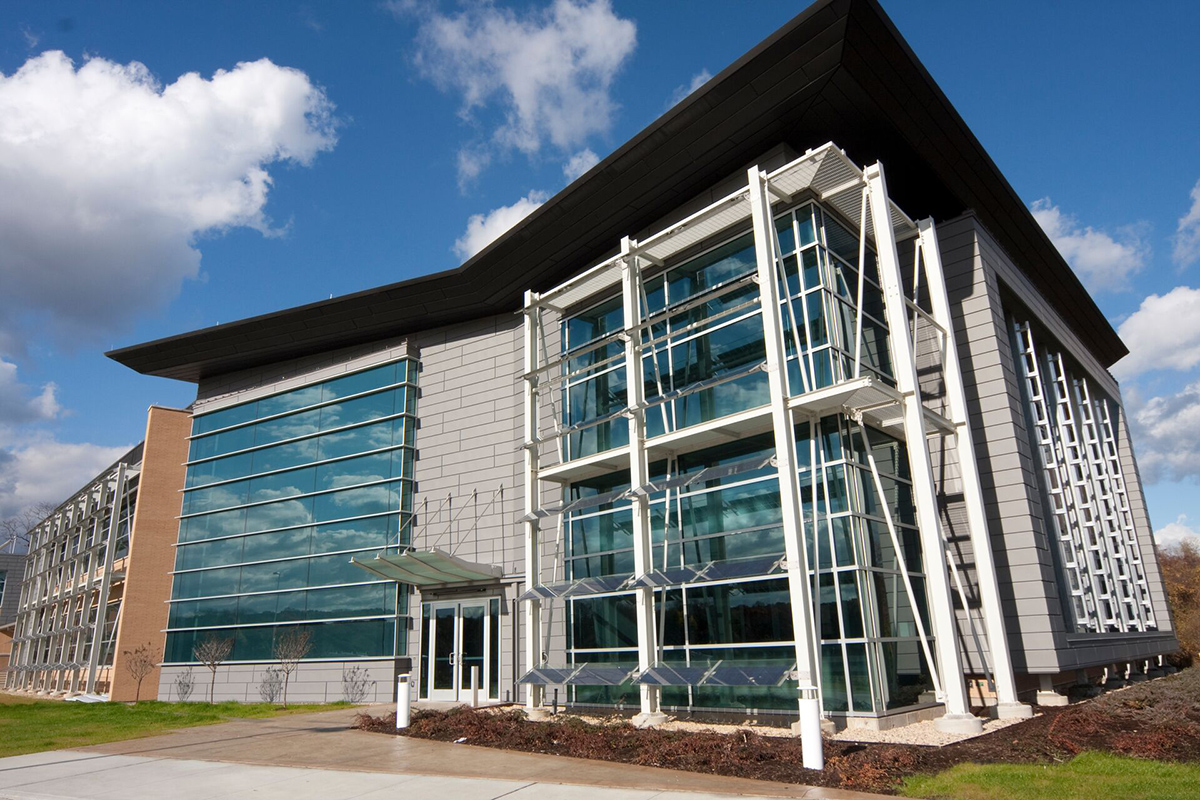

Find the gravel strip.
xmin=831 ymin=713 xmax=1034 ymax=746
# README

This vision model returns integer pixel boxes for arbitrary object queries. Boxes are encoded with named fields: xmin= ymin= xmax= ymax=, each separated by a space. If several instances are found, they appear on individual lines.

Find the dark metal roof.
xmin=106 ymin=0 xmax=1125 ymax=383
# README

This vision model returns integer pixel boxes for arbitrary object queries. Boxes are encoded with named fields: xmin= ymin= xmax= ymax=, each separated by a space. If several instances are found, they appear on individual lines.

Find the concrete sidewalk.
xmin=0 ymin=706 xmax=884 ymax=799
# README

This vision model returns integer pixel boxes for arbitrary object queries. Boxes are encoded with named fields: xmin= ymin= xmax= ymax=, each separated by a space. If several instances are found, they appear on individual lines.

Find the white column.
xmin=85 ymin=463 xmax=126 ymax=695
xmin=621 ymin=237 xmax=667 ymax=727
xmin=748 ymin=166 xmax=824 ymax=769
xmin=918 ymin=219 xmax=1031 ymax=719
xmin=521 ymin=292 xmax=544 ymax=713
xmin=865 ymin=163 xmax=980 ymax=733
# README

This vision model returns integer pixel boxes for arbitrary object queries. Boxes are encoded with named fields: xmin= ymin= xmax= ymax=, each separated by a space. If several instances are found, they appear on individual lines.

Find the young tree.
xmin=273 ymin=627 xmax=313 ymax=709
xmin=122 ymin=642 xmax=157 ymax=703
xmin=193 ymin=635 xmax=234 ymax=704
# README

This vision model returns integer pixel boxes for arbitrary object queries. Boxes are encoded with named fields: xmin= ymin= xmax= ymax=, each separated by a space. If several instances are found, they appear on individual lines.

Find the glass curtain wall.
xmin=163 ymin=359 xmax=418 ymax=663
xmin=558 ymin=201 xmax=934 ymax=717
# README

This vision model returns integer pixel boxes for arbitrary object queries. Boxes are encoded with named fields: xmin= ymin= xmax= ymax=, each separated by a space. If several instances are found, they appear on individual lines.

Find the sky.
xmin=0 ymin=1 xmax=1198 ymax=546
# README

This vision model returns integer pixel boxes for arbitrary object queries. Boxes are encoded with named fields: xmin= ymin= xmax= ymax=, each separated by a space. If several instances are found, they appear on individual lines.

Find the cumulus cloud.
xmin=563 ymin=148 xmax=599 ymax=181
xmin=1174 ymin=178 xmax=1200 ymax=269
xmin=0 ymin=360 xmax=60 ymax=426
xmin=0 ymin=51 xmax=337 ymax=355
xmin=667 ymin=69 xmax=711 ymax=109
xmin=1112 ymin=286 xmax=1200 ymax=379
xmin=453 ymin=191 xmax=549 ymax=261
xmin=1126 ymin=380 xmax=1200 ymax=484
xmin=0 ymin=436 xmax=131 ymax=519
xmin=1157 ymin=514 xmax=1200 ymax=548
xmin=400 ymin=0 xmax=636 ymax=183
xmin=1030 ymin=198 xmax=1148 ymax=293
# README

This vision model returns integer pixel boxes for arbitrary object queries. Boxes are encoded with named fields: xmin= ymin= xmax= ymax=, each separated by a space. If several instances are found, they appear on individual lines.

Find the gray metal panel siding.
xmin=935 ymin=216 xmax=1062 ymax=675
xmin=0 ymin=553 xmax=26 ymax=628
xmin=404 ymin=312 xmax=566 ymax=701
xmin=941 ymin=213 xmax=1177 ymax=673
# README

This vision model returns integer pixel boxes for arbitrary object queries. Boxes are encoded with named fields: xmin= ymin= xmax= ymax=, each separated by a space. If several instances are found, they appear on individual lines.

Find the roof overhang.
xmin=351 ymin=548 xmax=503 ymax=588
xmin=106 ymin=0 xmax=1126 ymax=383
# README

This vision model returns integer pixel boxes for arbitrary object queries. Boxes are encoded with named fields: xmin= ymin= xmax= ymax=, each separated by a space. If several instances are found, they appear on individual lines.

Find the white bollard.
xmin=396 ymin=673 xmax=411 ymax=729
xmin=470 ymin=666 xmax=480 ymax=708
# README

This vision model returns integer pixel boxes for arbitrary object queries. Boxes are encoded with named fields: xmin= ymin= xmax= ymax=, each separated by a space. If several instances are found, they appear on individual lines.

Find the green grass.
xmin=901 ymin=751 xmax=1200 ymax=800
xmin=0 ymin=694 xmax=353 ymax=758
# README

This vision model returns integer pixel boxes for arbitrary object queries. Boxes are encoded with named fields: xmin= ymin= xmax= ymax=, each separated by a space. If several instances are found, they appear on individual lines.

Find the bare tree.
xmin=273 ymin=628 xmax=313 ymax=709
xmin=122 ymin=642 xmax=157 ymax=703
xmin=0 ymin=501 xmax=57 ymax=553
xmin=193 ymin=635 xmax=234 ymax=704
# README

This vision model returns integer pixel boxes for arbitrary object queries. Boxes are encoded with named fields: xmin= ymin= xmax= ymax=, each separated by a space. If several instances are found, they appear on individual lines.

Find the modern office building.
xmin=107 ymin=0 xmax=1174 ymax=763
xmin=6 ymin=407 xmax=189 ymax=700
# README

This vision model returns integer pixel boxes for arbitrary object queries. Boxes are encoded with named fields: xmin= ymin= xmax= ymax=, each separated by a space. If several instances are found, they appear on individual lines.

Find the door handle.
xmin=449 ymin=652 xmax=456 ymax=666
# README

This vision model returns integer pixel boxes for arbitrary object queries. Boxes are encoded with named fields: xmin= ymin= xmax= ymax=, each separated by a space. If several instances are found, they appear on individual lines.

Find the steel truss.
xmin=520 ymin=144 xmax=1028 ymax=768
xmin=7 ymin=460 xmax=138 ymax=695
xmin=1013 ymin=321 xmax=1155 ymax=633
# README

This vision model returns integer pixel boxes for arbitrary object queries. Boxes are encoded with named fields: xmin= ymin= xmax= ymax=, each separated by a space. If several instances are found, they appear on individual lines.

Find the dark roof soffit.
xmin=106 ymin=0 xmax=1124 ymax=383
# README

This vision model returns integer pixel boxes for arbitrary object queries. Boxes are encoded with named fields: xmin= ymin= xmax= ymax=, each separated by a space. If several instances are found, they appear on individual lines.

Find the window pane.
xmin=322 ymin=364 xmax=397 ymax=402
xmin=319 ymin=391 xmax=396 ymax=431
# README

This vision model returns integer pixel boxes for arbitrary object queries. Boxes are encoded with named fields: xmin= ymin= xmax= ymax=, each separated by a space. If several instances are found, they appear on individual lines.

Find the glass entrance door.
xmin=426 ymin=600 xmax=490 ymax=702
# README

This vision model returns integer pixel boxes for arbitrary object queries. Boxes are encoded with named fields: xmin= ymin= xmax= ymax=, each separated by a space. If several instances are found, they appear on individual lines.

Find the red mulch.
xmin=354 ymin=667 xmax=1200 ymax=794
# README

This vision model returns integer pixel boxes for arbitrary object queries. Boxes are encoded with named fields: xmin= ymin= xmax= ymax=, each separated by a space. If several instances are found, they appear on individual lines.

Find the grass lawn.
xmin=901 ymin=751 xmax=1200 ymax=800
xmin=0 ymin=693 xmax=352 ymax=758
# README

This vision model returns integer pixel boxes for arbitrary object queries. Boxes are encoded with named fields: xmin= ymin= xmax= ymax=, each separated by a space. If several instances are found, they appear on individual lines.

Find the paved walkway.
xmin=0 ymin=706 xmax=884 ymax=800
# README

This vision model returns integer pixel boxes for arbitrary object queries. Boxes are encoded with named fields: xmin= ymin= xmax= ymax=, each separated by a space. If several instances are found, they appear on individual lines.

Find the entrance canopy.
xmin=351 ymin=548 xmax=502 ymax=588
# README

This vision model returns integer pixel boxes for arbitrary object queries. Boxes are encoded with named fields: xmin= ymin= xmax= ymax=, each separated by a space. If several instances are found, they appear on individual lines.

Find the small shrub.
xmin=173 ymin=668 xmax=196 ymax=702
xmin=341 ymin=665 xmax=373 ymax=704
xmin=258 ymin=667 xmax=284 ymax=703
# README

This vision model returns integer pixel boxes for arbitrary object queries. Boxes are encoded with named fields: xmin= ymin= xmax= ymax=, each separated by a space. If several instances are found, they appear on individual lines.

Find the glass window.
xmin=572 ymin=594 xmax=637 ymax=650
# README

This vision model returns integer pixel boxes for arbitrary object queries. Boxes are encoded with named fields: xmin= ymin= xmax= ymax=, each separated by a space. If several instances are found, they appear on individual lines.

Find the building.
xmin=0 ymin=552 xmax=28 ymax=686
xmin=7 ymin=407 xmax=189 ymax=700
xmin=106 ymin=0 xmax=1175 ymax=764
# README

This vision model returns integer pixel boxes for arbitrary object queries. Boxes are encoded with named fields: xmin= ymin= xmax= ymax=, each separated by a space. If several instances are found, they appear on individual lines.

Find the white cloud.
xmin=0 ymin=51 xmax=337 ymax=355
xmin=1126 ymin=380 xmax=1200 ymax=484
xmin=1156 ymin=514 xmax=1200 ymax=548
xmin=1030 ymin=198 xmax=1148 ymax=293
xmin=21 ymin=27 xmax=40 ymax=49
xmin=667 ymin=69 xmax=711 ymax=108
xmin=563 ymin=148 xmax=599 ymax=181
xmin=1173 ymin=178 xmax=1200 ymax=269
xmin=0 ymin=436 xmax=131 ymax=519
xmin=401 ymin=0 xmax=636 ymax=183
xmin=1113 ymin=286 xmax=1200 ymax=379
xmin=0 ymin=360 xmax=59 ymax=426
xmin=453 ymin=191 xmax=549 ymax=261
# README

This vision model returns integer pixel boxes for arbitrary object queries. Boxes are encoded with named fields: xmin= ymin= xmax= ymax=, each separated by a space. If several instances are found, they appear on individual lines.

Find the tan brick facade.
xmin=109 ymin=406 xmax=190 ymax=702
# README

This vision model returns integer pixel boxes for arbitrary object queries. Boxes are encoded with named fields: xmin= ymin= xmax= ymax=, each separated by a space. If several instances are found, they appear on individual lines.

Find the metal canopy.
xmin=638 ymin=662 xmax=798 ymax=687
xmin=351 ymin=548 xmax=503 ymax=587
xmin=520 ymin=664 xmax=639 ymax=686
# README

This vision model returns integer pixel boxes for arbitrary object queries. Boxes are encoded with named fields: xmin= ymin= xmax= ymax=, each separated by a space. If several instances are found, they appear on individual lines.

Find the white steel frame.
xmin=520 ymin=144 xmax=1027 ymax=767
xmin=1012 ymin=320 xmax=1155 ymax=634
xmin=8 ymin=459 xmax=138 ymax=695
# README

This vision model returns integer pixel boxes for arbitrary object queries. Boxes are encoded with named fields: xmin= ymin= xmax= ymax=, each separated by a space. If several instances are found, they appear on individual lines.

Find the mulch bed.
xmin=354 ymin=667 xmax=1200 ymax=794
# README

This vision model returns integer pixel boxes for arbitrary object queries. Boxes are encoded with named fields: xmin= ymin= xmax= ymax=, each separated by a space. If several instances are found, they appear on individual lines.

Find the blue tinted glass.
xmin=244 ymin=496 xmax=314 ymax=534
xmin=182 ymin=480 xmax=249 ymax=515
xmin=190 ymin=424 xmax=255 ymax=461
xmin=252 ymin=437 xmax=319 ymax=474
xmin=313 ymin=482 xmax=399 ymax=523
xmin=322 ymin=364 xmax=396 ymax=402
xmin=187 ymin=453 xmax=253 ymax=488
xmin=248 ymin=467 xmax=315 ymax=504
xmin=316 ymin=452 xmax=390 ymax=490
xmin=255 ymin=408 xmax=321 ymax=446
xmin=240 ymin=557 xmax=310 ymax=593
xmin=317 ymin=421 xmax=394 ymax=460
xmin=320 ymin=391 xmax=395 ymax=432
xmin=307 ymin=550 xmax=382 ymax=587
xmin=312 ymin=515 xmax=395 ymax=553
xmin=193 ymin=402 xmax=257 ymax=435
xmin=240 ymin=527 xmax=313 ymax=564
xmin=180 ymin=508 xmax=246 ymax=542
xmin=257 ymin=384 xmax=323 ymax=419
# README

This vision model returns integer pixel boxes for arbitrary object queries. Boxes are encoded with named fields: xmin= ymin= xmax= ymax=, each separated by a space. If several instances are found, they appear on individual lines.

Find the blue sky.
xmin=0 ymin=1 xmax=1198 ymax=545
